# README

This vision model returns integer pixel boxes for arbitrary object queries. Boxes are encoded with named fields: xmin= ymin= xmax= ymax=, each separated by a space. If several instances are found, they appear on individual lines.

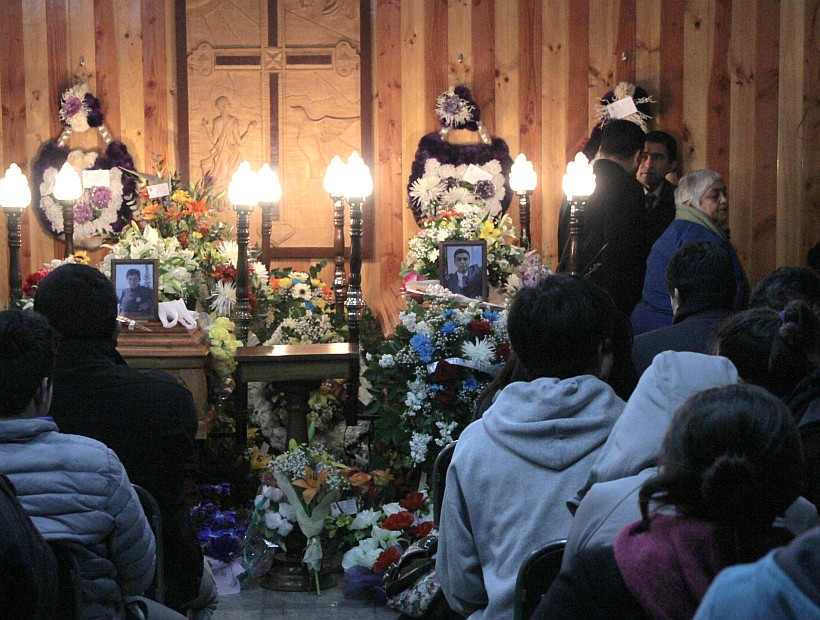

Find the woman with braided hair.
xmin=534 ymin=384 xmax=805 ymax=619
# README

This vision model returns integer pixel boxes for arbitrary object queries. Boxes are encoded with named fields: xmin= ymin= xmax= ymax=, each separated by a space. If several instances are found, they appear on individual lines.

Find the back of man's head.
xmin=599 ymin=119 xmax=646 ymax=161
xmin=749 ymin=266 xmax=820 ymax=311
xmin=0 ymin=311 xmax=55 ymax=418
xmin=665 ymin=241 xmax=736 ymax=310
xmin=34 ymin=263 xmax=118 ymax=341
xmin=508 ymin=275 xmax=619 ymax=380
xmin=644 ymin=130 xmax=679 ymax=165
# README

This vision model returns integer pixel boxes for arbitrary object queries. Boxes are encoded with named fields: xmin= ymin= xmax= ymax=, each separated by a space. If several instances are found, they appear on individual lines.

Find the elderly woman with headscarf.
xmin=631 ymin=169 xmax=749 ymax=336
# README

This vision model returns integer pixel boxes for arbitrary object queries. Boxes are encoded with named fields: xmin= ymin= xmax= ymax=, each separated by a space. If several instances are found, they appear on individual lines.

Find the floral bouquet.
xmin=409 ymin=158 xmax=508 ymax=220
xmin=363 ymin=298 xmax=509 ymax=470
xmin=12 ymin=252 xmax=91 ymax=310
xmin=340 ymin=491 xmax=434 ymax=601
xmin=189 ymin=483 xmax=247 ymax=564
xmin=402 ymin=203 xmax=524 ymax=288
xmin=504 ymin=248 xmax=553 ymax=295
xmin=268 ymin=439 xmax=352 ymax=592
xmin=202 ymin=240 xmax=271 ymax=318
xmin=206 ymin=317 xmax=243 ymax=382
xmin=125 ymin=155 xmax=229 ymax=254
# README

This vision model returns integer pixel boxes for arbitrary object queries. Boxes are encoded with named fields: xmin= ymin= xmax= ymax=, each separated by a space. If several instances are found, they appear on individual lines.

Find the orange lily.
xmin=292 ymin=466 xmax=330 ymax=504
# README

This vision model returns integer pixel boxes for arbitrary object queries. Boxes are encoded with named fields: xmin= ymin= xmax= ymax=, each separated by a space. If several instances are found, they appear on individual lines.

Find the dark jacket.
xmin=443 ymin=264 xmax=484 ymax=298
xmin=785 ymin=370 xmax=820 ymax=509
xmin=558 ymin=158 xmax=650 ymax=318
xmin=631 ymin=218 xmax=750 ymax=336
xmin=645 ymin=178 xmax=677 ymax=247
xmin=631 ymin=308 xmax=732 ymax=377
xmin=0 ymin=473 xmax=58 ymax=620
xmin=49 ymin=339 xmax=203 ymax=610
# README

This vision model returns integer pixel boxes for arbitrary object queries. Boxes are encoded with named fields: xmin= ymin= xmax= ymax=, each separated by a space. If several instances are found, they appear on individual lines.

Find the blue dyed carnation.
xmin=410 ymin=334 xmax=435 ymax=363
xmin=440 ymin=321 xmax=457 ymax=335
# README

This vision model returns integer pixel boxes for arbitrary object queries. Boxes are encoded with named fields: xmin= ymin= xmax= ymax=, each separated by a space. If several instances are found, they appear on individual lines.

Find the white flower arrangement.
xmin=409 ymin=157 xmax=507 ymax=220
xmin=101 ymin=223 xmax=201 ymax=302
xmin=40 ymin=158 xmax=125 ymax=240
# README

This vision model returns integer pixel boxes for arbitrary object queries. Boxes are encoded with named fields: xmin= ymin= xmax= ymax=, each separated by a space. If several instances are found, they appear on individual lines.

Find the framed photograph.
xmin=111 ymin=259 xmax=160 ymax=321
xmin=439 ymin=240 xmax=488 ymax=300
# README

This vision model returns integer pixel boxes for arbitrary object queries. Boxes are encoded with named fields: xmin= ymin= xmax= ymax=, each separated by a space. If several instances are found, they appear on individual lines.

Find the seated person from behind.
xmin=535 ymin=384 xmax=805 ymax=620
xmin=0 ymin=472 xmax=57 ymax=620
xmin=632 ymin=240 xmax=736 ymax=377
xmin=0 ymin=310 xmax=165 ymax=619
xmin=119 ymin=267 xmax=153 ymax=315
xmin=33 ymin=264 xmax=217 ymax=618
xmin=443 ymin=247 xmax=483 ymax=298
xmin=438 ymin=275 xmax=628 ymax=619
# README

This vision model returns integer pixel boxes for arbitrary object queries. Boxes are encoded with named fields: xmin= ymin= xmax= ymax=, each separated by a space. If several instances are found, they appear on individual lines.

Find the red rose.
xmin=467 ymin=321 xmax=492 ymax=337
xmin=177 ymin=231 xmax=189 ymax=248
xmin=496 ymin=342 xmax=511 ymax=361
xmin=373 ymin=546 xmax=403 ymax=574
xmin=434 ymin=360 xmax=458 ymax=382
xmin=382 ymin=511 xmax=415 ymax=531
xmin=400 ymin=492 xmax=427 ymax=512
xmin=410 ymin=521 xmax=434 ymax=539
xmin=435 ymin=387 xmax=456 ymax=405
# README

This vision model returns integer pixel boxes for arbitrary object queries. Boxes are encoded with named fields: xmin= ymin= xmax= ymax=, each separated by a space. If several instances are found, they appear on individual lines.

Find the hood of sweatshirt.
xmin=570 ymin=352 xmax=739 ymax=508
xmin=480 ymin=375 xmax=625 ymax=471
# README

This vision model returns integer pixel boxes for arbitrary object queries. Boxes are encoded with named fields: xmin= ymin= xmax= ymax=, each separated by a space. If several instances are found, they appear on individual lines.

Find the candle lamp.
xmin=509 ymin=153 xmax=538 ymax=250
xmin=52 ymin=162 xmax=83 ymax=258
xmin=0 ymin=164 xmax=32 ymax=302
xmin=341 ymin=151 xmax=372 ymax=426
xmin=323 ymin=155 xmax=348 ymax=321
xmin=562 ymin=153 xmax=596 ymax=276
xmin=228 ymin=161 xmax=259 ymax=345
xmin=256 ymin=163 xmax=282 ymax=270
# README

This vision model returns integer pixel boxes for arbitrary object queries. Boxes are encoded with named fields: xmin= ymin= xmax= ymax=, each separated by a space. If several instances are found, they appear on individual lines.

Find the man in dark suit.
xmin=444 ymin=248 xmax=484 ymax=298
xmin=632 ymin=240 xmax=736 ymax=376
xmin=558 ymin=119 xmax=650 ymax=317
xmin=638 ymin=131 xmax=679 ymax=245
xmin=119 ymin=268 xmax=154 ymax=315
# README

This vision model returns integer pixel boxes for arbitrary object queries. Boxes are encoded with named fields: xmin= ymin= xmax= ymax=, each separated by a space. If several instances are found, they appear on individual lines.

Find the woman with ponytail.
xmin=534 ymin=384 xmax=804 ymax=620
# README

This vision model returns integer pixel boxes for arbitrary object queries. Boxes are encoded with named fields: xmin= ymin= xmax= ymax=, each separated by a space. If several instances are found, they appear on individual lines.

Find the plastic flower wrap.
xmin=402 ymin=203 xmax=524 ymax=288
xmin=504 ymin=248 xmax=553 ymax=295
xmin=363 ymin=298 xmax=510 ymax=470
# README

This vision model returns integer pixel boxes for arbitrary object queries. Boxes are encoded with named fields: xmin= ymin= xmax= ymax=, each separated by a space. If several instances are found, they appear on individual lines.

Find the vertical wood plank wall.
xmin=2 ymin=0 xmax=819 ymax=330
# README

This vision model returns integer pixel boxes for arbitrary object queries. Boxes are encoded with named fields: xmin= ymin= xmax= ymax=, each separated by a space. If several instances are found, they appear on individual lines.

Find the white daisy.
xmin=250 ymin=260 xmax=269 ymax=282
xmin=461 ymin=338 xmax=496 ymax=367
xmin=291 ymin=282 xmax=311 ymax=300
xmin=209 ymin=280 xmax=236 ymax=317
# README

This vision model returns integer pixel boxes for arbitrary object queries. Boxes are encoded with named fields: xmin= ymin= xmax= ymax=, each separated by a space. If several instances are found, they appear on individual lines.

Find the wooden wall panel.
xmin=2 ymin=0 xmax=819 ymax=324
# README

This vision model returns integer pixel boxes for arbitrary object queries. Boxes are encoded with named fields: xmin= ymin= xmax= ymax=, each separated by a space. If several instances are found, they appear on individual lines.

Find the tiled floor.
xmin=214 ymin=582 xmax=400 ymax=619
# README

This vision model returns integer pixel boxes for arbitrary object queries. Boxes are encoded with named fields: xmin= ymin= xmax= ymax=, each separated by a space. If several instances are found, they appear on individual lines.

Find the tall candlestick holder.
xmin=515 ymin=190 xmax=533 ymax=251
xmin=344 ymin=197 xmax=365 ymax=344
xmin=332 ymin=194 xmax=347 ymax=321
xmin=59 ymin=199 xmax=77 ymax=257
xmin=233 ymin=203 xmax=254 ymax=344
xmin=4 ymin=206 xmax=25 ymax=301
xmin=259 ymin=201 xmax=275 ymax=269
xmin=567 ymin=198 xmax=588 ymax=276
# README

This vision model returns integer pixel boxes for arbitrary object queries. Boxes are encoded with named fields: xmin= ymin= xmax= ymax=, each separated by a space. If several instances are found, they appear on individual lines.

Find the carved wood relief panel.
xmin=181 ymin=0 xmax=373 ymax=258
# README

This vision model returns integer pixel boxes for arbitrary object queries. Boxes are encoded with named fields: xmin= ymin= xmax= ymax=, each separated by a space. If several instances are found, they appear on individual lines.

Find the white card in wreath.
xmin=147 ymin=182 xmax=170 ymax=199
xmin=607 ymin=96 xmax=638 ymax=120
xmin=462 ymin=164 xmax=494 ymax=184
xmin=83 ymin=169 xmax=111 ymax=188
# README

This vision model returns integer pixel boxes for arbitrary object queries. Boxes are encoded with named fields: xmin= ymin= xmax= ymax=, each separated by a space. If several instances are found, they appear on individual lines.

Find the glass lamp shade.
xmin=52 ymin=162 xmax=83 ymax=201
xmin=323 ymin=155 xmax=347 ymax=197
xmin=509 ymin=153 xmax=537 ymax=192
xmin=228 ymin=161 xmax=259 ymax=207
xmin=341 ymin=151 xmax=373 ymax=200
xmin=256 ymin=163 xmax=282 ymax=203
xmin=0 ymin=163 xmax=32 ymax=209
xmin=562 ymin=152 xmax=596 ymax=200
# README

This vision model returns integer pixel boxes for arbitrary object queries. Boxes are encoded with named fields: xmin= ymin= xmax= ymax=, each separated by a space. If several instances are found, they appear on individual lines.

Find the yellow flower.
xmin=311 ymin=278 xmax=324 ymax=288
xmin=209 ymin=326 xmax=228 ymax=342
xmin=171 ymin=190 xmax=191 ymax=203
xmin=278 ymin=277 xmax=293 ymax=290
xmin=479 ymin=220 xmax=501 ymax=243
xmin=193 ymin=232 xmax=203 ymax=239
xmin=313 ymin=298 xmax=327 ymax=311
xmin=71 ymin=251 xmax=90 ymax=264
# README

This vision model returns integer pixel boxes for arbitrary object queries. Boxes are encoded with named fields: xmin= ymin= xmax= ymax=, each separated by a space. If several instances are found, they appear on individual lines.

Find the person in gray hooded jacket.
xmin=437 ymin=275 xmax=628 ymax=619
